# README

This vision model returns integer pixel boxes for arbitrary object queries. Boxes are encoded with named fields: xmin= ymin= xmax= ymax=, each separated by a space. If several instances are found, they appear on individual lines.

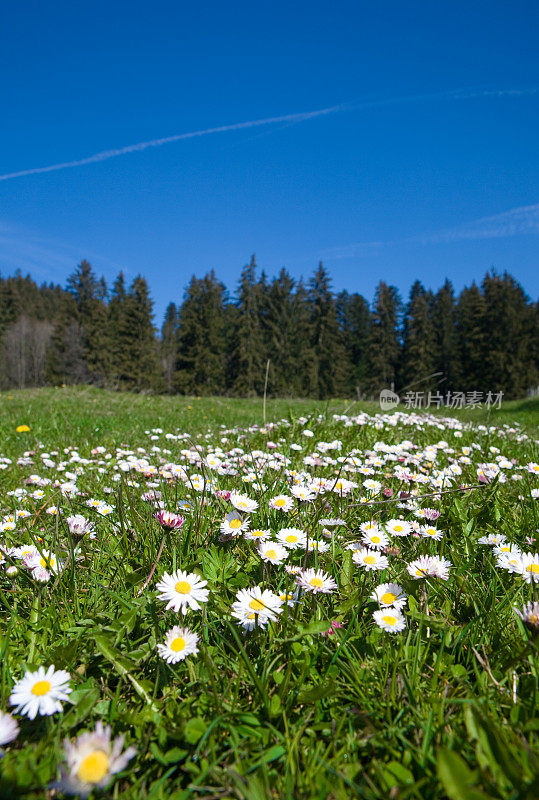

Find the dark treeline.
xmin=0 ymin=258 xmax=537 ymax=398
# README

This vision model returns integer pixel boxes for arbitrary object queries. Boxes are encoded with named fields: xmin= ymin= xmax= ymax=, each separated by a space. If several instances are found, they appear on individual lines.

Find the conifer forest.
xmin=0 ymin=259 xmax=536 ymax=398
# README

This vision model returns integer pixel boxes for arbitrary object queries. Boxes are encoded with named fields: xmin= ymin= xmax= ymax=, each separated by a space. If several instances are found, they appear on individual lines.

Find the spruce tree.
xmin=456 ymin=282 xmax=487 ymax=392
xmin=118 ymin=276 xmax=159 ymax=391
xmin=230 ymin=256 xmax=266 ymax=396
xmin=175 ymin=272 xmax=228 ymax=395
xmin=161 ymin=302 xmax=178 ymax=393
xmin=47 ymin=293 xmax=88 ymax=384
xmin=308 ymin=263 xmax=348 ymax=398
xmin=66 ymin=260 xmax=110 ymax=385
xmin=366 ymin=281 xmax=401 ymax=394
xmin=400 ymin=280 xmax=438 ymax=392
xmin=432 ymin=279 xmax=461 ymax=391
xmin=481 ymin=271 xmax=536 ymax=398
xmin=107 ymin=272 xmax=127 ymax=385
xmin=337 ymin=290 xmax=370 ymax=398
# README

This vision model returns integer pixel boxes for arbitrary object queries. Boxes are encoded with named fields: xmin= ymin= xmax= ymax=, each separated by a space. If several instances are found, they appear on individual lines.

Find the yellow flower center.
xmin=251 ymin=530 xmax=264 ymax=537
xmin=275 ymin=499 xmax=286 ymax=507
xmin=77 ymin=750 xmax=110 ymax=784
xmin=381 ymin=592 xmax=396 ymax=604
xmin=526 ymin=564 xmax=539 ymax=574
xmin=39 ymin=557 xmax=55 ymax=569
xmin=382 ymin=615 xmax=397 ymax=626
xmin=229 ymin=519 xmax=242 ymax=529
xmin=500 ymin=546 xmax=510 ymax=552
xmin=249 ymin=599 xmax=265 ymax=611
xmin=175 ymin=581 xmax=191 ymax=594
xmin=31 ymin=680 xmax=51 ymax=696
xmin=266 ymin=549 xmax=277 ymax=559
xmin=371 ymin=536 xmax=380 ymax=543
xmin=415 ymin=569 xmax=425 ymax=577
xmin=364 ymin=556 xmax=376 ymax=565
xmin=170 ymin=637 xmax=186 ymax=652
xmin=285 ymin=535 xmax=298 ymax=543
xmin=310 ymin=577 xmax=324 ymax=588
xmin=426 ymin=529 xmax=436 ymax=536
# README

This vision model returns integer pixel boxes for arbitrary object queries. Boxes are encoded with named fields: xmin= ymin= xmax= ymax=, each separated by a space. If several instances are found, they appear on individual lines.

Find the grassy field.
xmin=0 ymin=388 xmax=538 ymax=799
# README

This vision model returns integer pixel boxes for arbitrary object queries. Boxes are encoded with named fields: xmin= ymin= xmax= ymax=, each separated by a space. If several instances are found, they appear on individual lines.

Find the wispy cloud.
xmin=420 ymin=202 xmax=539 ymax=243
xmin=322 ymin=202 xmax=539 ymax=260
xmin=0 ymin=222 xmax=125 ymax=281
xmin=0 ymin=86 xmax=536 ymax=183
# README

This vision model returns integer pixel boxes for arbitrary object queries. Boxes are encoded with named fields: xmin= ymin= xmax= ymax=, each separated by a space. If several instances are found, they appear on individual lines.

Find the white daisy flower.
xmin=155 ymin=570 xmax=209 ymax=613
xmin=373 ymin=607 xmax=406 ymax=633
xmin=290 ymin=485 xmax=316 ymax=501
xmin=370 ymin=583 xmax=407 ymax=609
xmin=66 ymin=515 xmax=95 ymax=538
xmin=420 ymin=525 xmax=443 ymax=541
xmin=359 ymin=521 xmax=380 ymax=534
xmin=269 ymin=495 xmax=294 ymax=512
xmin=384 ymin=519 xmax=411 ymax=537
xmin=244 ymin=528 xmax=270 ymax=541
xmin=278 ymin=590 xmax=300 ymax=607
xmin=352 ymin=548 xmax=389 ymax=571
xmin=277 ymin=527 xmax=307 ymax=549
xmin=220 ymin=512 xmax=249 ymax=537
xmin=231 ymin=586 xmax=282 ymax=628
xmin=305 ymin=539 xmax=330 ymax=553
xmin=296 ymin=568 xmax=337 ymax=594
xmin=478 ymin=533 xmax=507 ymax=546
xmin=258 ymin=541 xmax=288 ymax=564
xmin=157 ymin=626 xmax=199 ymax=663
xmin=231 ymin=606 xmax=266 ymax=631
xmin=493 ymin=543 xmax=521 ymax=558
xmin=9 ymin=665 xmax=71 ymax=719
xmin=519 ymin=552 xmax=539 ymax=583
xmin=52 ymin=720 xmax=136 ymax=798
xmin=0 ymin=711 xmax=19 ymax=747
xmin=361 ymin=529 xmax=390 ymax=549
xmin=407 ymin=555 xmax=452 ymax=580
xmin=25 ymin=549 xmax=63 ymax=575
xmin=230 ymin=493 xmax=258 ymax=513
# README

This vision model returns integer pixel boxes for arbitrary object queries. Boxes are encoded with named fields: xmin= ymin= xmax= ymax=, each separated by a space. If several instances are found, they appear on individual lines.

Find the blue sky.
xmin=1 ymin=0 xmax=538 ymax=324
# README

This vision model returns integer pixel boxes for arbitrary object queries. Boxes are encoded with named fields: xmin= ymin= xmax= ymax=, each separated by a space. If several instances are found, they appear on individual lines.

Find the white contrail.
xmin=1 ymin=86 xmax=536 ymax=183
xmin=0 ymin=104 xmax=345 ymax=182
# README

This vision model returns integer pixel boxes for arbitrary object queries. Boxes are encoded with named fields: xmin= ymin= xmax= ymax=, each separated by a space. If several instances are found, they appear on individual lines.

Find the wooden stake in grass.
xmin=263 ymin=358 xmax=270 ymax=426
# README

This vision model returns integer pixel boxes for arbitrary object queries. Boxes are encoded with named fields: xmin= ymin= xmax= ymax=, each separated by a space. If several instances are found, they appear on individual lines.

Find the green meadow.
xmin=0 ymin=388 xmax=537 ymax=799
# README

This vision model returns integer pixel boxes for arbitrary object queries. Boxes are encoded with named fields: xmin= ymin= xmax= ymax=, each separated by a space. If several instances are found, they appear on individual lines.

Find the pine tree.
xmin=117 ymin=276 xmax=159 ymax=391
xmin=47 ymin=293 xmax=88 ymax=384
xmin=66 ymin=260 xmax=110 ymax=385
xmin=366 ymin=281 xmax=401 ymax=394
xmin=400 ymin=280 xmax=438 ymax=392
xmin=107 ymin=272 xmax=127 ymax=385
xmin=481 ymin=271 xmax=536 ymax=398
xmin=308 ymin=263 xmax=348 ymax=398
xmin=432 ymin=279 xmax=461 ymax=391
xmin=337 ymin=290 xmax=370 ymax=398
xmin=456 ymin=282 xmax=487 ymax=392
xmin=175 ymin=272 xmax=228 ymax=395
xmin=161 ymin=302 xmax=178 ymax=393
xmin=230 ymin=256 xmax=266 ymax=396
